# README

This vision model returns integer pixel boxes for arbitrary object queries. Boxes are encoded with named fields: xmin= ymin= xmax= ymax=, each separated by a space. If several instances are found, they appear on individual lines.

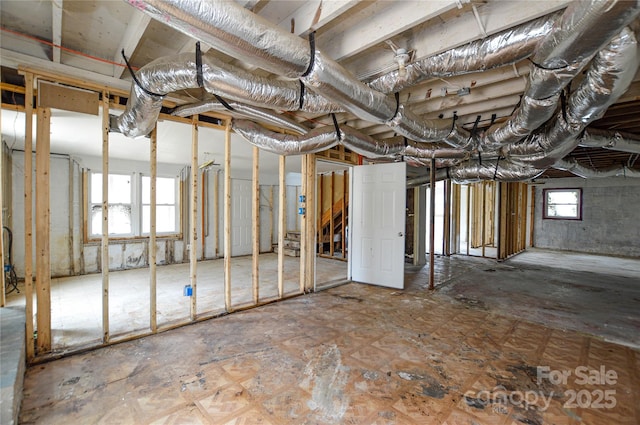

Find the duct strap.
xmin=121 ymin=49 xmax=163 ymax=97
xmin=451 ymin=111 xmax=459 ymax=133
xmin=214 ymin=94 xmax=235 ymax=111
xmin=490 ymin=113 xmax=497 ymax=126
xmin=195 ymin=42 xmax=204 ymax=88
xmin=393 ymin=92 xmax=400 ymax=119
xmin=510 ymin=95 xmax=523 ymax=116
xmin=299 ymin=81 xmax=306 ymax=110
xmin=493 ymin=156 xmax=502 ymax=180
xmin=466 ymin=114 xmax=481 ymax=145
xmin=331 ymin=113 xmax=342 ymax=141
xmin=301 ymin=32 xmax=316 ymax=77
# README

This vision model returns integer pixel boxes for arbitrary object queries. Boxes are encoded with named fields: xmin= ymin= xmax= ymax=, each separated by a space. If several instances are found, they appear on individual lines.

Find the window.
xmin=89 ymin=172 xmax=179 ymax=238
xmin=142 ymin=176 xmax=177 ymax=234
xmin=543 ymin=188 xmax=582 ymax=220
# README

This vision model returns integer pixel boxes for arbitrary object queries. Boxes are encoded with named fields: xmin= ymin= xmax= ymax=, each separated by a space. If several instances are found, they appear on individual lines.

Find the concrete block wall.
xmin=533 ymin=177 xmax=640 ymax=257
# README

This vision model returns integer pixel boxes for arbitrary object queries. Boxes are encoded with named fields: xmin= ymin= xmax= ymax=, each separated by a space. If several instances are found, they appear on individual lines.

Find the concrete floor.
xmin=17 ymin=250 xmax=640 ymax=424
xmin=4 ymin=254 xmax=348 ymax=351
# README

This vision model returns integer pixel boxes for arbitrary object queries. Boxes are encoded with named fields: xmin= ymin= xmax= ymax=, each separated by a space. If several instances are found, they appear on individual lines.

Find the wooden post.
xmin=317 ymin=174 xmax=323 ymax=254
xmin=277 ymin=155 xmax=285 ymax=298
xmin=498 ymin=183 xmax=506 ymax=260
xmin=252 ymin=146 xmax=260 ymax=304
xmin=444 ymin=179 xmax=452 ymax=256
xmin=481 ymin=182 xmax=487 ymax=257
xmin=304 ymin=154 xmax=316 ymax=292
xmin=299 ymin=155 xmax=306 ymax=293
xmin=0 ymin=106 xmax=4 ymax=307
xmin=201 ymin=171 xmax=206 ymax=255
xmin=189 ymin=116 xmax=198 ymax=321
xmin=412 ymin=186 xmax=420 ymax=266
xmin=23 ymin=72 xmax=35 ymax=359
xmin=35 ymin=107 xmax=52 ymax=352
xmin=466 ymin=184 xmax=471 ymax=255
xmin=269 ymin=185 xmax=274 ymax=253
xmin=214 ymin=170 xmax=220 ymax=257
xmin=224 ymin=120 xmax=232 ymax=311
xmin=100 ymin=92 xmax=109 ymax=344
xmin=529 ymin=185 xmax=535 ymax=247
xmin=329 ymin=172 xmax=335 ymax=257
xmin=428 ymin=159 xmax=436 ymax=290
xmin=149 ymin=126 xmax=157 ymax=332
xmin=342 ymin=170 xmax=347 ymax=258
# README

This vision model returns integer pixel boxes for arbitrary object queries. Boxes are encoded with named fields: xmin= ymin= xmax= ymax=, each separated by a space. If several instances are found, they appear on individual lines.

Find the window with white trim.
xmin=543 ymin=188 xmax=582 ymax=220
xmin=89 ymin=172 xmax=180 ymax=237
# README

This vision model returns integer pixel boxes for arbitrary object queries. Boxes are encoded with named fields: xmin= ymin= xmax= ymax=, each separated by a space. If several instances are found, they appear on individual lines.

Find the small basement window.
xmin=543 ymin=188 xmax=582 ymax=220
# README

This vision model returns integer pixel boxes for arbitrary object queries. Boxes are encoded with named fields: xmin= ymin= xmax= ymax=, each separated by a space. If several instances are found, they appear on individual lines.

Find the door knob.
xmin=398 ymin=232 xmax=403 ymax=237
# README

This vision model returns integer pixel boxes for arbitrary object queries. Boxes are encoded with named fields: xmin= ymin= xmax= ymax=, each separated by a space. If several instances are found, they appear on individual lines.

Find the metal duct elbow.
xmin=369 ymin=13 xmax=561 ymax=94
xmin=554 ymin=158 xmax=640 ymax=178
xmin=232 ymin=119 xmax=338 ymax=155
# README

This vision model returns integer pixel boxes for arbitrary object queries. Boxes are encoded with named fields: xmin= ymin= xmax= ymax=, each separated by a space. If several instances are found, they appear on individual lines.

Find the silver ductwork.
xmin=120 ymin=0 xmax=640 ymax=182
xmin=578 ymin=129 xmax=640 ymax=154
xmin=554 ymin=158 xmax=640 ymax=178
xmin=368 ymin=12 xmax=562 ymax=94
xmin=232 ymin=119 xmax=469 ymax=161
xmin=114 ymin=52 xmax=339 ymax=137
xmin=171 ymin=99 xmax=309 ymax=135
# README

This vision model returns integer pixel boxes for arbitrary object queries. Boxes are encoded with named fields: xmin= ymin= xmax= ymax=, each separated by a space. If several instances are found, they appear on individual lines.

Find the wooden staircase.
xmin=318 ymin=197 xmax=348 ymax=256
xmin=281 ymin=231 xmax=301 ymax=257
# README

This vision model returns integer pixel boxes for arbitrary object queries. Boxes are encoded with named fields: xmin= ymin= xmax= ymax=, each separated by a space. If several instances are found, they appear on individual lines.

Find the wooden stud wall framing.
xmin=428 ymin=159 xmax=436 ymax=290
xmin=342 ymin=170 xmax=348 ymax=259
xmin=299 ymin=155 xmax=307 ymax=293
xmin=23 ymin=72 xmax=35 ymax=359
xmin=36 ymin=107 xmax=52 ymax=352
xmin=189 ymin=116 xmax=198 ymax=321
xmin=252 ymin=146 xmax=260 ymax=303
xmin=304 ymin=155 xmax=316 ymax=292
xmin=444 ymin=179 xmax=452 ymax=256
xmin=0 ymin=100 xmax=4 ymax=307
xmin=329 ymin=172 xmax=335 ymax=257
xmin=214 ymin=171 xmax=220 ymax=257
xmin=149 ymin=126 xmax=157 ymax=332
xmin=277 ymin=156 xmax=286 ymax=298
xmin=101 ymin=91 xmax=110 ymax=344
xmin=224 ymin=121 xmax=232 ymax=311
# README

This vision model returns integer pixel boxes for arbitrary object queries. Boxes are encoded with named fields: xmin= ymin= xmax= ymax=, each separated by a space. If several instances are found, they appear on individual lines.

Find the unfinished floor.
xmin=18 ymin=251 xmax=640 ymax=424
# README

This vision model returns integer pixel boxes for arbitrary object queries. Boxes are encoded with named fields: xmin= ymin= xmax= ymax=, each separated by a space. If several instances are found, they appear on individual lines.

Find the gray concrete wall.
xmin=533 ymin=177 xmax=640 ymax=257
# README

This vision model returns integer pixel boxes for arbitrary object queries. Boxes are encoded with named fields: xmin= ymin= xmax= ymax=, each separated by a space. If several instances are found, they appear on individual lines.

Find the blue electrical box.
xmin=299 ymin=195 xmax=306 ymax=202
xmin=183 ymin=284 xmax=193 ymax=296
xmin=298 ymin=207 xmax=306 ymax=215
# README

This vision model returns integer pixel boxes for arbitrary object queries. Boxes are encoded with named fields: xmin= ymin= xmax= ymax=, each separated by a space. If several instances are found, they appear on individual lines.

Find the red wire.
xmin=0 ymin=26 xmax=140 ymax=71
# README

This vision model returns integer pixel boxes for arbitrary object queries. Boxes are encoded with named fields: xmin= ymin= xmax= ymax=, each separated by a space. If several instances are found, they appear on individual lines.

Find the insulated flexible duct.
xmin=114 ymin=52 xmax=339 ymax=137
xmin=554 ymin=158 xmax=640 ymax=178
xmin=171 ymin=99 xmax=309 ymax=135
xmin=232 ymin=119 xmax=469 ymax=160
xmin=578 ymin=129 xmax=640 ymax=154
xmin=436 ymin=26 xmax=639 ymax=183
xmin=368 ymin=12 xmax=562 ymax=94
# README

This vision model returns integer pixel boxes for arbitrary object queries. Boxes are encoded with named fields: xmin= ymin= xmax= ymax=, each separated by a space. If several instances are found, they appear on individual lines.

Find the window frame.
xmin=87 ymin=171 xmax=181 ymax=241
xmin=140 ymin=174 xmax=180 ymax=236
xmin=542 ymin=188 xmax=583 ymax=220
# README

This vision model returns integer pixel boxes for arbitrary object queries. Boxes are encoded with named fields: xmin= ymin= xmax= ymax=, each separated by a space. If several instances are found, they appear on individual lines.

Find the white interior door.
xmin=351 ymin=162 xmax=406 ymax=288
xmin=231 ymin=179 xmax=252 ymax=256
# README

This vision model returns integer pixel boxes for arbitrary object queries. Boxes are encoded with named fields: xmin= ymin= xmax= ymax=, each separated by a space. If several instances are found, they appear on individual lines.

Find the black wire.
xmin=299 ymin=81 xmax=306 ymax=110
xmin=214 ymin=94 xmax=235 ymax=111
xmin=195 ymin=42 xmax=204 ymax=88
xmin=121 ymin=49 xmax=163 ymax=97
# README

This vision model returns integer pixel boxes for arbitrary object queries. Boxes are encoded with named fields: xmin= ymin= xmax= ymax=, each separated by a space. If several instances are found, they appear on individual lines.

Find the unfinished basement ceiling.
xmin=1 ymin=0 xmax=639 ymax=178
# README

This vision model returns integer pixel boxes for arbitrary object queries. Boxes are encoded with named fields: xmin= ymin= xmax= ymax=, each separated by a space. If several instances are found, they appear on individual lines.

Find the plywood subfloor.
xmin=19 ymin=252 xmax=639 ymax=424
